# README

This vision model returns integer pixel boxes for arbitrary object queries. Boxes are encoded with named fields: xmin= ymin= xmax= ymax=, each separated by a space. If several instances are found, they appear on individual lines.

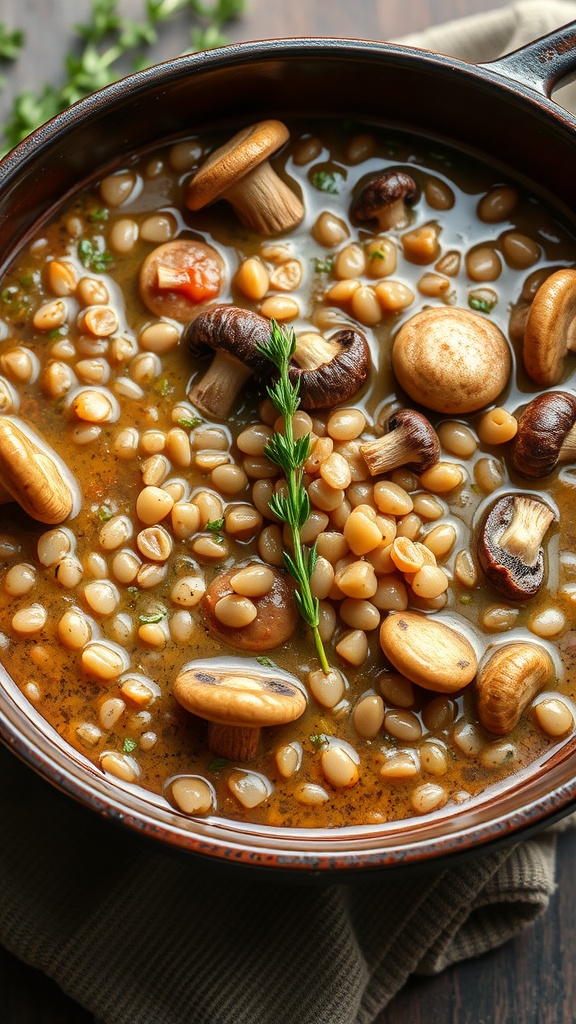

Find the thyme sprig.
xmin=256 ymin=321 xmax=330 ymax=675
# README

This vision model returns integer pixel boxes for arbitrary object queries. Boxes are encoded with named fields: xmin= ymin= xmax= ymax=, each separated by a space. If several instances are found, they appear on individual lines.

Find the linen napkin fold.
xmin=2 ymin=3 xmax=576 ymax=1022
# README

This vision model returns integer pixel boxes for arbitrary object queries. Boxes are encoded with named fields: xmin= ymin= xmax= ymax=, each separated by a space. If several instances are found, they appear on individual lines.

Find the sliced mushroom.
xmin=139 ymin=239 xmax=224 ymax=321
xmin=186 ymin=120 xmax=304 ymax=235
xmin=202 ymin=563 xmax=299 ymax=651
xmin=360 ymin=408 xmax=440 ymax=476
xmin=476 ymin=642 xmax=553 ymax=734
xmin=352 ymin=170 xmax=417 ymax=231
xmin=173 ymin=662 xmax=306 ymax=760
xmin=0 ymin=416 xmax=80 ymax=524
xmin=510 ymin=391 xmax=576 ymax=478
xmin=392 ymin=307 xmax=511 ymax=414
xmin=523 ymin=268 xmax=576 ymax=385
xmin=508 ymin=266 xmax=557 ymax=346
xmin=477 ymin=494 xmax=555 ymax=600
xmin=185 ymin=305 xmax=271 ymax=418
xmin=379 ymin=610 xmax=477 ymax=693
xmin=281 ymin=329 xmax=371 ymax=410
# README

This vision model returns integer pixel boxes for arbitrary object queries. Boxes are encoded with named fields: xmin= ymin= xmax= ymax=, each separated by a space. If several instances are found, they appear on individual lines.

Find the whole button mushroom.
xmin=352 ymin=169 xmax=417 ymax=232
xmin=523 ymin=268 xmax=576 ymax=386
xmin=185 ymin=120 xmax=304 ymax=236
xmin=173 ymin=662 xmax=307 ymax=760
xmin=282 ymin=328 xmax=371 ymax=410
xmin=379 ymin=610 xmax=478 ymax=693
xmin=392 ymin=307 xmax=511 ymax=414
xmin=476 ymin=642 xmax=553 ymax=735
xmin=185 ymin=305 xmax=272 ymax=418
xmin=359 ymin=408 xmax=440 ymax=476
xmin=0 ymin=415 xmax=80 ymax=524
xmin=477 ymin=494 xmax=556 ymax=600
xmin=202 ymin=563 xmax=299 ymax=651
xmin=139 ymin=239 xmax=224 ymax=321
xmin=510 ymin=391 xmax=576 ymax=478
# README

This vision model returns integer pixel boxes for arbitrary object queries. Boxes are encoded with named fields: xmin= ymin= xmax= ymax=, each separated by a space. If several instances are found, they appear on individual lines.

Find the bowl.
xmin=1 ymin=29 xmax=576 ymax=877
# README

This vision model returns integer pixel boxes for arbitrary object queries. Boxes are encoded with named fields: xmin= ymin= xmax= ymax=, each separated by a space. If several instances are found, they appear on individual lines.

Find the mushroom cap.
xmin=360 ymin=407 xmax=440 ymax=475
xmin=379 ymin=610 xmax=477 ymax=693
xmin=352 ymin=170 xmax=417 ymax=224
xmin=185 ymin=304 xmax=272 ymax=369
xmin=202 ymin=563 xmax=299 ymax=651
xmin=510 ymin=390 xmax=576 ymax=478
xmin=173 ymin=663 xmax=306 ymax=728
xmin=392 ymin=306 xmax=511 ymax=414
xmin=524 ymin=268 xmax=576 ymax=386
xmin=282 ymin=328 xmax=371 ymax=410
xmin=477 ymin=494 xmax=555 ymax=600
xmin=0 ymin=415 xmax=80 ymax=524
xmin=139 ymin=239 xmax=224 ymax=321
xmin=186 ymin=120 xmax=290 ymax=210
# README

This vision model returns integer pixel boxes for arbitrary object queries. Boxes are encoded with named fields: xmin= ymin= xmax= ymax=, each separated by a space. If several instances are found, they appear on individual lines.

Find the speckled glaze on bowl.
xmin=2 ymin=26 xmax=576 ymax=877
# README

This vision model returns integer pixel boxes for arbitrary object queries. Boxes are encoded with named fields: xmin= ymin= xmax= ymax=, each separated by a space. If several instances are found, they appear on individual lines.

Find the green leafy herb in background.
xmin=0 ymin=0 xmax=245 ymax=155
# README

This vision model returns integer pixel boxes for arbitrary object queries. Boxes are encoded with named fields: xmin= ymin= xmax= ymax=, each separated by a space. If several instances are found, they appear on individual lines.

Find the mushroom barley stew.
xmin=1 ymin=117 xmax=576 ymax=830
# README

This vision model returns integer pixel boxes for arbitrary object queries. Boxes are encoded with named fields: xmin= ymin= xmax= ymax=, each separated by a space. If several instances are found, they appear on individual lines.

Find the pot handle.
xmin=480 ymin=20 xmax=576 ymax=97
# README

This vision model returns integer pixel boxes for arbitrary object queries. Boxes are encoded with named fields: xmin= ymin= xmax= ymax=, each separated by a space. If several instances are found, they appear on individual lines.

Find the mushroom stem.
xmin=207 ymin=722 xmax=260 ymax=761
xmin=477 ymin=494 xmax=555 ymax=600
xmin=352 ymin=170 xmax=417 ymax=232
xmin=360 ymin=408 xmax=440 ymax=476
xmin=292 ymin=333 xmax=342 ymax=370
xmin=223 ymin=161 xmax=304 ymax=235
xmin=375 ymin=199 xmax=410 ymax=232
xmin=282 ymin=328 xmax=371 ymax=410
xmin=559 ymin=422 xmax=576 ymax=461
xmin=0 ymin=416 xmax=79 ymax=524
xmin=498 ymin=497 xmax=555 ymax=567
xmin=188 ymin=349 xmax=254 ymax=418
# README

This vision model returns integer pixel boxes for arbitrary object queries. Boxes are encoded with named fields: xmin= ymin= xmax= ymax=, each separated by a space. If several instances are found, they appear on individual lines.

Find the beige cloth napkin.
xmin=2 ymin=4 xmax=576 ymax=1022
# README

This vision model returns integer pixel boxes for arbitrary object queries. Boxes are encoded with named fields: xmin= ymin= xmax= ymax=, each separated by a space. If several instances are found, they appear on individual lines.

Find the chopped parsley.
xmin=122 ymin=738 xmax=138 ymax=754
xmin=369 ymin=249 xmax=386 ymax=262
xmin=96 ymin=504 xmax=114 ymax=522
xmin=311 ymin=170 xmax=343 ymax=195
xmin=256 ymin=655 xmax=275 ymax=668
xmin=177 ymin=416 xmax=202 ymax=430
xmin=78 ymin=238 xmax=113 ymax=272
xmin=208 ymin=757 xmax=229 ymax=771
xmin=469 ymin=295 xmax=496 ymax=314
xmin=205 ymin=518 xmax=225 ymax=533
xmin=138 ymin=610 xmax=166 ymax=624
xmin=313 ymin=256 xmax=334 ymax=274
xmin=88 ymin=207 xmax=109 ymax=223
xmin=154 ymin=376 xmax=173 ymax=396
xmin=310 ymin=733 xmax=329 ymax=750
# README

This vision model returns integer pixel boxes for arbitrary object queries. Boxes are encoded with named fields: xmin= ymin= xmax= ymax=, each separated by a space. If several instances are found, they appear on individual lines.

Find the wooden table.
xmin=0 ymin=1 xmax=574 ymax=1021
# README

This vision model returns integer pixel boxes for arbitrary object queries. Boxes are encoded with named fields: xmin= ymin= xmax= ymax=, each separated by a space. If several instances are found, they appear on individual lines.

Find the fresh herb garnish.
xmin=88 ymin=207 xmax=109 ymax=223
xmin=311 ymin=170 xmax=343 ymax=195
xmin=154 ymin=376 xmax=173 ymax=396
xmin=96 ymin=503 xmax=113 ymax=521
xmin=255 ymin=321 xmax=330 ymax=674
xmin=313 ymin=256 xmax=334 ymax=274
xmin=369 ymin=249 xmax=385 ymax=262
xmin=138 ymin=610 xmax=166 ymax=624
xmin=310 ymin=733 xmax=329 ymax=750
xmin=469 ymin=295 xmax=496 ymax=314
xmin=177 ymin=416 xmax=202 ymax=429
xmin=208 ymin=756 xmax=229 ymax=771
xmin=78 ymin=238 xmax=113 ymax=272
xmin=205 ymin=517 xmax=225 ymax=533
xmin=122 ymin=737 xmax=138 ymax=753
xmin=256 ymin=655 xmax=275 ymax=668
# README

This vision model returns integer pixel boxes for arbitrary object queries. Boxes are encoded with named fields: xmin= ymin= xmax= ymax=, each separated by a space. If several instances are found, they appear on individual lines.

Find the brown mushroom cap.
xmin=185 ymin=120 xmax=304 ymax=235
xmin=477 ymin=494 xmax=555 ymax=600
xmin=476 ymin=642 xmax=553 ymax=735
xmin=139 ymin=239 xmax=224 ymax=321
xmin=279 ymin=328 xmax=371 ymax=410
xmin=352 ymin=170 xmax=417 ymax=231
xmin=392 ymin=306 xmax=511 ymax=414
xmin=0 ymin=416 xmax=80 ymax=524
xmin=202 ymin=563 xmax=299 ymax=651
xmin=510 ymin=390 xmax=576 ymax=478
xmin=523 ymin=268 xmax=576 ymax=385
xmin=185 ymin=305 xmax=272 ymax=418
xmin=360 ymin=408 xmax=440 ymax=476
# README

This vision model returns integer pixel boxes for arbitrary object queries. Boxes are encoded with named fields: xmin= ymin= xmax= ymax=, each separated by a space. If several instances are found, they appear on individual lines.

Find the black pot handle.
xmin=480 ymin=19 xmax=576 ymax=97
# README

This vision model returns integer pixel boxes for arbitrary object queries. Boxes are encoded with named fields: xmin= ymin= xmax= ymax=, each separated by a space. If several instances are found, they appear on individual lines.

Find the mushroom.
xmin=379 ymin=610 xmax=477 ymax=693
xmin=523 ymin=268 xmax=576 ymax=385
xmin=281 ymin=329 xmax=371 ymax=410
xmin=351 ymin=170 xmax=417 ymax=231
xmin=391 ymin=306 xmax=511 ymax=414
xmin=359 ymin=408 xmax=440 ymax=476
xmin=508 ymin=266 xmax=557 ymax=346
xmin=0 ymin=416 xmax=80 ymax=524
xmin=185 ymin=305 xmax=271 ymax=418
xmin=139 ymin=239 xmax=224 ymax=321
xmin=173 ymin=662 xmax=307 ymax=761
xmin=510 ymin=391 xmax=576 ymax=478
xmin=202 ymin=563 xmax=299 ymax=651
xmin=477 ymin=494 xmax=556 ymax=600
xmin=476 ymin=642 xmax=553 ymax=735
xmin=185 ymin=120 xmax=304 ymax=236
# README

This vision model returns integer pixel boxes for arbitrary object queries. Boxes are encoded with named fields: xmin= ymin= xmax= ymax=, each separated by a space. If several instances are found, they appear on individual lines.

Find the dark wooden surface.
xmin=0 ymin=1 xmax=575 ymax=1022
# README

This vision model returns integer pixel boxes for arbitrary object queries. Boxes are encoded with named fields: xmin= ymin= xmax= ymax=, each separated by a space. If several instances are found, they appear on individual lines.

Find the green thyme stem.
xmin=256 ymin=321 xmax=330 ymax=675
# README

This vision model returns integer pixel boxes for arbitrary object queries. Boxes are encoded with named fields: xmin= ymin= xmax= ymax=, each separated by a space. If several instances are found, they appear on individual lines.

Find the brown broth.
xmin=0 ymin=121 xmax=575 ymax=828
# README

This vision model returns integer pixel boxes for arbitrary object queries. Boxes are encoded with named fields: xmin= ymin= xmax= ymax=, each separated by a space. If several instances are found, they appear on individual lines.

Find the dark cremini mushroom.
xmin=185 ymin=305 xmax=271 ymax=418
xmin=185 ymin=120 xmax=304 ymax=236
xmin=202 ymin=563 xmax=299 ymax=652
xmin=523 ymin=268 xmax=576 ymax=385
xmin=173 ymin=662 xmax=307 ymax=761
xmin=477 ymin=494 xmax=556 ymax=600
xmin=280 ymin=328 xmax=371 ymax=410
xmin=510 ymin=391 xmax=576 ymax=478
xmin=0 ymin=416 xmax=80 ymax=524
xmin=392 ymin=306 xmax=511 ymax=414
xmin=139 ymin=239 xmax=224 ymax=321
xmin=352 ymin=170 xmax=417 ymax=232
xmin=359 ymin=408 xmax=440 ymax=476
